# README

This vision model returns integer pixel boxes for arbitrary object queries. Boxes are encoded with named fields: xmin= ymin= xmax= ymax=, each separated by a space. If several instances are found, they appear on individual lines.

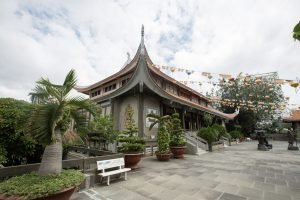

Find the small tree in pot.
xmin=198 ymin=127 xmax=218 ymax=152
xmin=169 ymin=113 xmax=186 ymax=158
xmin=147 ymin=113 xmax=171 ymax=161
xmin=118 ymin=105 xmax=144 ymax=169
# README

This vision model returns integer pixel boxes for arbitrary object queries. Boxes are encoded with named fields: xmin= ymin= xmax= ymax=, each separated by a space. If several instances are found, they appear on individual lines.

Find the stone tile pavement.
xmin=71 ymin=141 xmax=300 ymax=200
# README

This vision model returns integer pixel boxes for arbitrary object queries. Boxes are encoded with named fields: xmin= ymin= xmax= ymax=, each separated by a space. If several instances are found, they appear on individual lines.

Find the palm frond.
xmin=64 ymin=130 xmax=84 ymax=145
xmin=27 ymin=104 xmax=59 ymax=144
xmin=149 ymin=120 xmax=159 ymax=131
xmin=62 ymin=69 xmax=77 ymax=97
xmin=29 ymin=85 xmax=49 ymax=104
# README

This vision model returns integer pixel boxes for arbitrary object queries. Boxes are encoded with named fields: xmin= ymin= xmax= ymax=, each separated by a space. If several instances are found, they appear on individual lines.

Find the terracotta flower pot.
xmin=0 ymin=187 xmax=76 ymax=200
xmin=155 ymin=152 xmax=171 ymax=161
xmin=170 ymin=146 xmax=186 ymax=158
xmin=124 ymin=153 xmax=143 ymax=169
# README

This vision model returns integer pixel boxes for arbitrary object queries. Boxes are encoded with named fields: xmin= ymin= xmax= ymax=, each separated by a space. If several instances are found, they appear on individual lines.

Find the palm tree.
xmin=28 ymin=69 xmax=97 ymax=175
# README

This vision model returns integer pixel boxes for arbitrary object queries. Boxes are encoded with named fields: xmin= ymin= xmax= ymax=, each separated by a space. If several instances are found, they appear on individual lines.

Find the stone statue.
xmin=287 ymin=128 xmax=299 ymax=150
xmin=257 ymin=130 xmax=272 ymax=151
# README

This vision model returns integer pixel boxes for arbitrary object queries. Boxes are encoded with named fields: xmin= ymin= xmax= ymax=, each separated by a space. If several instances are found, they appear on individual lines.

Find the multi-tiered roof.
xmin=76 ymin=26 xmax=238 ymax=120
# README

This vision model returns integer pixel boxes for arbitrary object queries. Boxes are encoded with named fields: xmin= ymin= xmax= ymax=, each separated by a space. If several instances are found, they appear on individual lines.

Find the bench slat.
xmin=98 ymin=168 xmax=131 ymax=177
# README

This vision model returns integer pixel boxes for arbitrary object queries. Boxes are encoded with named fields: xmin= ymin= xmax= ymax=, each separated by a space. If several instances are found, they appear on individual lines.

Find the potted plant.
xmin=118 ymin=105 xmax=145 ymax=169
xmin=169 ymin=113 xmax=186 ymax=158
xmin=0 ymin=169 xmax=84 ymax=200
xmin=147 ymin=113 xmax=171 ymax=161
xmin=198 ymin=127 xmax=218 ymax=152
xmin=11 ymin=69 xmax=97 ymax=199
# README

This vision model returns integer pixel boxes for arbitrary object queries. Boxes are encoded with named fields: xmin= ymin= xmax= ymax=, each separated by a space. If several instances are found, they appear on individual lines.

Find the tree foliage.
xmin=169 ymin=113 xmax=186 ymax=146
xmin=89 ymin=114 xmax=118 ymax=150
xmin=198 ymin=127 xmax=218 ymax=151
xmin=28 ymin=69 xmax=97 ymax=175
xmin=293 ymin=21 xmax=300 ymax=41
xmin=0 ymin=98 xmax=43 ymax=166
xmin=211 ymin=124 xmax=227 ymax=140
xmin=214 ymin=72 xmax=285 ymax=136
xmin=148 ymin=113 xmax=171 ymax=153
xmin=123 ymin=105 xmax=138 ymax=137
xmin=28 ymin=70 xmax=97 ymax=145
xmin=118 ymin=105 xmax=144 ymax=152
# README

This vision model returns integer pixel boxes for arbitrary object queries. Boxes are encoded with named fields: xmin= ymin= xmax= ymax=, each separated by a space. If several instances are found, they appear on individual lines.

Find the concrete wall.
xmin=143 ymin=94 xmax=160 ymax=139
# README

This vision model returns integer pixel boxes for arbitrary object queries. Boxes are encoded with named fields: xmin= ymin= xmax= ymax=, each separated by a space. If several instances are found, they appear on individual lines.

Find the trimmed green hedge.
xmin=0 ymin=169 xmax=84 ymax=199
xmin=229 ymin=130 xmax=241 ymax=139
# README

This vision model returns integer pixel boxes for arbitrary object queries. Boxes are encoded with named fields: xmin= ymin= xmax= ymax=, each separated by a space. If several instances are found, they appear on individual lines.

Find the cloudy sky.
xmin=0 ymin=0 xmax=300 ymax=108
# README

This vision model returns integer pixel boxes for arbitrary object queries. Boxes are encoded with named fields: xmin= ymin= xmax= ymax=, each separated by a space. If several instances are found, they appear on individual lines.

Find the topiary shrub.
xmin=229 ymin=130 xmax=241 ymax=140
xmin=0 ymin=169 xmax=84 ymax=199
xmin=198 ymin=127 xmax=218 ymax=151
xmin=118 ymin=137 xmax=145 ymax=153
xmin=169 ymin=113 xmax=186 ymax=147
xmin=118 ymin=105 xmax=144 ymax=153
xmin=211 ymin=124 xmax=227 ymax=140
xmin=157 ymin=125 xmax=170 ymax=153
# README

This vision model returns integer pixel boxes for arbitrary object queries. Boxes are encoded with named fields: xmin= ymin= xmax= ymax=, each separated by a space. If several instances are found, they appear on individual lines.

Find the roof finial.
xmin=140 ymin=24 xmax=145 ymax=55
xmin=141 ymin=24 xmax=144 ymax=40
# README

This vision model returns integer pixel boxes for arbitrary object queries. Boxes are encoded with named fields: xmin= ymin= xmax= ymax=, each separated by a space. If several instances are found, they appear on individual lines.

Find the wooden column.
xmin=138 ymin=82 xmax=144 ymax=137
xmin=182 ymin=109 xmax=186 ymax=130
xmin=196 ymin=114 xmax=199 ymax=130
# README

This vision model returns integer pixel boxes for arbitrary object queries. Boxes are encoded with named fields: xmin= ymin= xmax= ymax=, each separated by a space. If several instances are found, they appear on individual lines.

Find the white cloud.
xmin=0 ymin=0 xmax=299 ymax=111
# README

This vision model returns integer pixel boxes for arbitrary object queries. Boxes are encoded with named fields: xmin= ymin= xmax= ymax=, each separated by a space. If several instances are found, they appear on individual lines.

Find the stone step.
xmin=196 ymin=148 xmax=207 ymax=155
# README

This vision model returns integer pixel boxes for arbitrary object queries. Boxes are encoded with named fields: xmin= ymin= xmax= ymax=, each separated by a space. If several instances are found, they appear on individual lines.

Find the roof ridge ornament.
xmin=140 ymin=24 xmax=145 ymax=55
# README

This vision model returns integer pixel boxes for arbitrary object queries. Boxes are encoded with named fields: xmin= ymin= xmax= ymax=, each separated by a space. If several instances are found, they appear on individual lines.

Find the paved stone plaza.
xmin=72 ymin=141 xmax=300 ymax=200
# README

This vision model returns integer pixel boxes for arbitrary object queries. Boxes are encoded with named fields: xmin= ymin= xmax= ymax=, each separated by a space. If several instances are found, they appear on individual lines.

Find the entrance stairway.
xmin=184 ymin=131 xmax=208 ymax=155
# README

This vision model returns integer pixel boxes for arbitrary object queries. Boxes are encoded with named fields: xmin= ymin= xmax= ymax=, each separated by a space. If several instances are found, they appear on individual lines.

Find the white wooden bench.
xmin=97 ymin=158 xmax=131 ymax=185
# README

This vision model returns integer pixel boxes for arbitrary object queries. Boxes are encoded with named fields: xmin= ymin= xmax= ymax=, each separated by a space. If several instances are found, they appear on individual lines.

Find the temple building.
xmin=76 ymin=26 xmax=238 ymax=140
xmin=283 ymin=109 xmax=300 ymax=137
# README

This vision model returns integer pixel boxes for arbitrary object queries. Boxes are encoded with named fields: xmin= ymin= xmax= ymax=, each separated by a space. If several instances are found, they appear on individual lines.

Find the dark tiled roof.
xmin=283 ymin=110 xmax=300 ymax=122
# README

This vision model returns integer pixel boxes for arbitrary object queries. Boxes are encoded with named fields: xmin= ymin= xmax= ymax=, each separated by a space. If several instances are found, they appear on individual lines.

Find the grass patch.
xmin=0 ymin=169 xmax=84 ymax=199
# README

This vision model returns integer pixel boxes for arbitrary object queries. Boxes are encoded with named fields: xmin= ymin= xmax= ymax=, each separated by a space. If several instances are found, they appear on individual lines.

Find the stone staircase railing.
xmin=220 ymin=136 xmax=231 ymax=146
xmin=185 ymin=131 xmax=208 ymax=151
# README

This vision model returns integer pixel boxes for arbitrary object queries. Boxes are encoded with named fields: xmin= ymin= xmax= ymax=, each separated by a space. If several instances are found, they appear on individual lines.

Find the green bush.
xmin=0 ymin=145 xmax=6 ymax=165
xmin=157 ymin=125 xmax=170 ymax=153
xmin=198 ymin=127 xmax=218 ymax=152
xmin=118 ymin=136 xmax=145 ymax=152
xmin=169 ymin=113 xmax=186 ymax=147
xmin=118 ymin=105 xmax=144 ymax=153
xmin=229 ymin=130 xmax=241 ymax=139
xmin=211 ymin=124 xmax=227 ymax=140
xmin=198 ymin=127 xmax=218 ymax=144
xmin=0 ymin=169 xmax=84 ymax=199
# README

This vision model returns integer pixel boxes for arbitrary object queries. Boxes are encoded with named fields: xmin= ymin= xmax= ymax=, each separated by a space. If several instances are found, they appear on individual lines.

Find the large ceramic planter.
xmin=124 ymin=153 xmax=143 ymax=169
xmin=170 ymin=146 xmax=186 ymax=158
xmin=155 ymin=152 xmax=171 ymax=161
xmin=0 ymin=187 xmax=76 ymax=200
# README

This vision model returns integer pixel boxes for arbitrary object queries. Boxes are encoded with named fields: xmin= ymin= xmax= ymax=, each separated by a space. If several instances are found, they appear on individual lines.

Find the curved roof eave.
xmin=90 ymin=48 xmax=237 ymax=120
xmin=75 ymin=44 xmax=143 ymax=94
